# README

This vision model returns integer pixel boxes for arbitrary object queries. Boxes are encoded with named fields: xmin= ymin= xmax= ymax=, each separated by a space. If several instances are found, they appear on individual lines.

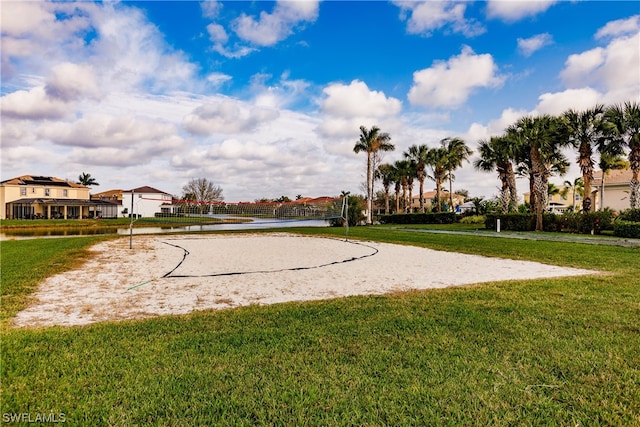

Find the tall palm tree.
xmin=474 ymin=137 xmax=513 ymax=213
xmin=404 ymin=144 xmax=430 ymax=212
xmin=603 ymin=101 xmax=640 ymax=209
xmin=78 ymin=172 xmax=99 ymax=187
xmin=353 ymin=125 xmax=394 ymax=224
xmin=508 ymin=115 xmax=569 ymax=231
xmin=597 ymin=153 xmax=628 ymax=211
xmin=442 ymin=137 xmax=472 ymax=211
xmin=559 ymin=105 xmax=605 ymax=212
xmin=426 ymin=146 xmax=449 ymax=213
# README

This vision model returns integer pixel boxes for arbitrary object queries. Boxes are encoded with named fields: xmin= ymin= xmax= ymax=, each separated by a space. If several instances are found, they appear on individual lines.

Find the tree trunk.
xmin=500 ymin=177 xmax=510 ymax=214
xmin=366 ymin=153 xmax=373 ymax=224
xmin=630 ymin=174 xmax=639 ymax=210
xmin=506 ymin=162 xmax=518 ymax=212
xmin=419 ymin=178 xmax=425 ymax=213
xmin=531 ymin=145 xmax=545 ymax=231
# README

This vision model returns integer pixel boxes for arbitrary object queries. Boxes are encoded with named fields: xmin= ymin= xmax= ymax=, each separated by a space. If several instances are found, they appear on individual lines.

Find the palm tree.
xmin=394 ymin=159 xmax=413 ymax=213
xmin=597 ymin=153 xmax=628 ymax=211
xmin=559 ymin=105 xmax=605 ymax=212
xmin=426 ymin=146 xmax=449 ymax=213
xmin=404 ymin=144 xmax=430 ymax=212
xmin=442 ymin=137 xmax=472 ymax=211
xmin=508 ymin=115 xmax=569 ymax=231
xmin=474 ymin=136 xmax=513 ymax=213
xmin=377 ymin=163 xmax=395 ymax=214
xmin=563 ymin=177 xmax=584 ymax=211
xmin=603 ymin=101 xmax=640 ymax=209
xmin=354 ymin=126 xmax=394 ymax=224
xmin=78 ymin=172 xmax=99 ymax=187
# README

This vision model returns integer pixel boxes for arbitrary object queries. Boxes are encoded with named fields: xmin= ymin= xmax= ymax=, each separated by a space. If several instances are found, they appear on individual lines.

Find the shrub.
xmin=614 ymin=220 xmax=640 ymax=238
xmin=378 ymin=212 xmax=457 ymax=224
xmin=618 ymin=209 xmax=640 ymax=222
xmin=459 ymin=215 xmax=485 ymax=224
xmin=484 ymin=214 xmax=560 ymax=232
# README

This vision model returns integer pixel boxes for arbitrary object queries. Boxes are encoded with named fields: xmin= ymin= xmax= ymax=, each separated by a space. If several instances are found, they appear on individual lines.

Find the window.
xmin=21 ymin=188 xmax=26 ymax=196
xmin=45 ymin=188 xmax=50 ymax=196
xmin=63 ymin=189 xmax=68 ymax=197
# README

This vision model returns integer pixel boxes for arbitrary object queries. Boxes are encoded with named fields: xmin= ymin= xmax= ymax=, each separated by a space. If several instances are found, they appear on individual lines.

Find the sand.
xmin=12 ymin=233 xmax=595 ymax=327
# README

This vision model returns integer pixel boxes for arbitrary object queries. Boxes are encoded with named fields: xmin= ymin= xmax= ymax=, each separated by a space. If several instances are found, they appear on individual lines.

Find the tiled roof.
xmin=592 ymin=169 xmax=633 ymax=185
xmin=0 ymin=175 xmax=87 ymax=188
xmin=124 ymin=186 xmax=170 ymax=194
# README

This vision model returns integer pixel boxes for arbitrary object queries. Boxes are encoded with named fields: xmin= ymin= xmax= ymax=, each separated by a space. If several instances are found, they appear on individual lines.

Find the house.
xmin=410 ymin=191 xmax=466 ymax=212
xmin=592 ymin=169 xmax=633 ymax=212
xmin=523 ymin=188 xmax=582 ymax=213
xmin=0 ymin=175 xmax=113 ymax=220
xmin=89 ymin=189 xmax=123 ymax=219
xmin=122 ymin=186 xmax=175 ymax=218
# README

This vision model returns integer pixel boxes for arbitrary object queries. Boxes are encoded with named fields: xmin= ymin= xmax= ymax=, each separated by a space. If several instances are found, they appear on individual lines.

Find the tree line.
xmin=355 ymin=100 xmax=639 ymax=231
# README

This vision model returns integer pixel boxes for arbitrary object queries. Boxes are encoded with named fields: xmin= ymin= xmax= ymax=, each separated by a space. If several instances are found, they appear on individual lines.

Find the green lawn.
xmin=1 ymin=227 xmax=639 ymax=425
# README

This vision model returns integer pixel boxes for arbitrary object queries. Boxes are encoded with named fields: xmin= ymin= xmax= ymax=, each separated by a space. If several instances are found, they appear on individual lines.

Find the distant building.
xmin=0 ymin=175 xmax=110 ymax=220
xmin=410 ymin=191 xmax=466 ymax=212
xmin=122 ymin=186 xmax=175 ymax=218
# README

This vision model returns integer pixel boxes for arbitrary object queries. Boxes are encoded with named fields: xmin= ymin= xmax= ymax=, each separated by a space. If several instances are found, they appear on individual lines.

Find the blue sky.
xmin=1 ymin=1 xmax=639 ymax=202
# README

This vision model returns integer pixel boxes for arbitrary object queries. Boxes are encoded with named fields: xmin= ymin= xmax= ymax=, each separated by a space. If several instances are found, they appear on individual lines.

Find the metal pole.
xmin=344 ymin=194 xmax=349 ymax=242
xmin=129 ymin=190 xmax=134 ymax=249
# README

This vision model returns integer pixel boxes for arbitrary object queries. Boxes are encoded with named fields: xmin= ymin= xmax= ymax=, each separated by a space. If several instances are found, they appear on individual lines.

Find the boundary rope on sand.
xmin=127 ymin=235 xmax=378 ymax=289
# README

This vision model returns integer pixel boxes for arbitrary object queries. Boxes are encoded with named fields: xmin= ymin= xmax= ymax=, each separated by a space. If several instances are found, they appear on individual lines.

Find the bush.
xmin=459 ymin=215 xmax=485 ymax=224
xmin=485 ymin=214 xmax=560 ymax=232
xmin=618 ymin=209 xmax=640 ymax=222
xmin=614 ymin=220 xmax=640 ymax=238
xmin=560 ymin=210 xmax=614 ymax=234
xmin=378 ymin=212 xmax=457 ymax=224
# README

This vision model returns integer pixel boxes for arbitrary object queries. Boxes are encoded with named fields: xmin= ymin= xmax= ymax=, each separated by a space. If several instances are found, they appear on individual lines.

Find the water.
xmin=0 ymin=218 xmax=332 ymax=240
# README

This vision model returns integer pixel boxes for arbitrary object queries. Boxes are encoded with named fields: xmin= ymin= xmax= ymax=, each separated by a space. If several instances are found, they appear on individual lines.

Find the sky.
xmin=1 ymin=1 xmax=639 ymax=203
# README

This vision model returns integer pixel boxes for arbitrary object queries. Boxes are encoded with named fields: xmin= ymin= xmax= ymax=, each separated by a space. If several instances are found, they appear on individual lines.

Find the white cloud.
xmin=465 ymin=107 xmax=529 ymax=141
xmin=45 ymin=62 xmax=101 ymax=102
xmin=486 ymin=0 xmax=557 ymax=22
xmin=207 ymin=23 xmax=228 ymax=44
xmin=232 ymin=0 xmax=319 ymax=46
xmin=595 ymin=14 xmax=640 ymax=39
xmin=535 ymin=88 xmax=603 ymax=116
xmin=517 ymin=33 xmax=553 ymax=57
xmin=321 ymin=80 xmax=402 ymax=118
xmin=182 ymin=99 xmax=280 ymax=135
xmin=201 ymin=1 xmax=222 ymax=19
xmin=206 ymin=72 xmax=232 ymax=88
xmin=408 ymin=46 xmax=504 ymax=108
xmin=38 ymin=114 xmax=181 ymax=148
xmin=560 ymin=32 xmax=640 ymax=103
xmin=1 ymin=87 xmax=70 ymax=120
xmin=393 ymin=0 xmax=485 ymax=37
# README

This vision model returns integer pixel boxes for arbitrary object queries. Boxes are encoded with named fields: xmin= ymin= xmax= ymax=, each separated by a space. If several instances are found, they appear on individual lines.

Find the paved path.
xmin=383 ymin=227 xmax=640 ymax=248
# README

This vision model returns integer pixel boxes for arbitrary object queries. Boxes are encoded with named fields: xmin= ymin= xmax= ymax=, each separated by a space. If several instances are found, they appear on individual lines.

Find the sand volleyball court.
xmin=13 ymin=233 xmax=594 ymax=327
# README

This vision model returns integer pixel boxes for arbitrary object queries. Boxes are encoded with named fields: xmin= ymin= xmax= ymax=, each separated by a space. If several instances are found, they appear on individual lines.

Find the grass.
xmin=1 ymin=227 xmax=639 ymax=425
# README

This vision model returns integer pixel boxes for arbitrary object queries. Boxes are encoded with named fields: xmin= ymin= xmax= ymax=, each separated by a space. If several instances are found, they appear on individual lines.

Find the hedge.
xmin=484 ymin=214 xmax=561 ymax=232
xmin=378 ymin=212 xmax=457 ymax=224
xmin=618 ymin=209 xmax=640 ymax=222
xmin=613 ymin=220 xmax=640 ymax=238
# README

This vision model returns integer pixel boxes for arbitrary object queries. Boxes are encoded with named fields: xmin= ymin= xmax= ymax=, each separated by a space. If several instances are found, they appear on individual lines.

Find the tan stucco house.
xmin=0 ymin=175 xmax=116 ymax=220
xmin=592 ymin=169 xmax=633 ymax=212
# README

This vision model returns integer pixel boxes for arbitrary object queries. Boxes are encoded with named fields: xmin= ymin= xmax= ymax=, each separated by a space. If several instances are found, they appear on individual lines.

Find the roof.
xmin=124 ymin=186 xmax=170 ymax=195
xmin=6 ymin=198 xmax=107 ymax=206
xmin=92 ymin=189 xmax=123 ymax=197
xmin=412 ymin=190 xmax=461 ymax=199
xmin=1 ymin=175 xmax=87 ymax=189
xmin=592 ymin=169 xmax=633 ymax=185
